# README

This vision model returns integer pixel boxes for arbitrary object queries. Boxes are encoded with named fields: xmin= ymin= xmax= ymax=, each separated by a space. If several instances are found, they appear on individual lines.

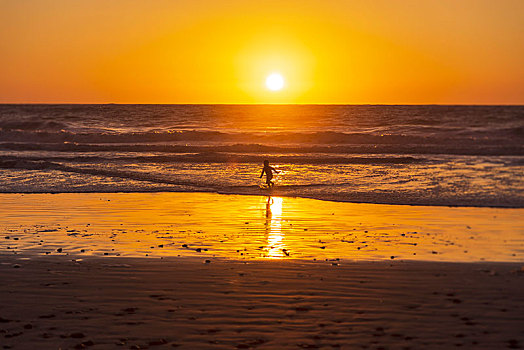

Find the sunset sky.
xmin=1 ymin=0 xmax=523 ymax=104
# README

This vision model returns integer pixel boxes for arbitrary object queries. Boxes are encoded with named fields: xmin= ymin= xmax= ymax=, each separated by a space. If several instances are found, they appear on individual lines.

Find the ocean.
xmin=0 ymin=104 xmax=522 ymax=207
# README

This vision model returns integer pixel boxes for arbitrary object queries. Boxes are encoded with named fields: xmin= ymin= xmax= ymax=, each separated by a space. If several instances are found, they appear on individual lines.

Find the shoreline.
xmin=1 ymin=189 xmax=523 ymax=209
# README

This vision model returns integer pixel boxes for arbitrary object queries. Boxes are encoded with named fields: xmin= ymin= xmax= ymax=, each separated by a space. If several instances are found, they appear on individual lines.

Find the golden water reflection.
xmin=265 ymin=196 xmax=285 ymax=259
xmin=0 ymin=192 xmax=523 ymax=262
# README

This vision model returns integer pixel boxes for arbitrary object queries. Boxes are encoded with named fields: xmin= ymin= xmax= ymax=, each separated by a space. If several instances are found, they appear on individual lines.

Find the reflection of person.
xmin=264 ymin=196 xmax=273 ymax=244
xmin=266 ymin=196 xmax=272 ymax=219
xmin=259 ymin=160 xmax=279 ymax=187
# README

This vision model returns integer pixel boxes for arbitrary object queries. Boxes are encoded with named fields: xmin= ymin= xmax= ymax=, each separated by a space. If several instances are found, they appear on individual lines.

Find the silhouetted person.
xmin=260 ymin=160 xmax=279 ymax=188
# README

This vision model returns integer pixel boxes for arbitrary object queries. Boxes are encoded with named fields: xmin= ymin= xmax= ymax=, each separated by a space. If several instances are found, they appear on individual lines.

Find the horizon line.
xmin=1 ymin=102 xmax=523 ymax=107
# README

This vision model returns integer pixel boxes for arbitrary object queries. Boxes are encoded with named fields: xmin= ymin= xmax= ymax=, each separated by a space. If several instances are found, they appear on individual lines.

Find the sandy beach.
xmin=1 ymin=193 xmax=523 ymax=349
xmin=1 ymin=256 xmax=523 ymax=349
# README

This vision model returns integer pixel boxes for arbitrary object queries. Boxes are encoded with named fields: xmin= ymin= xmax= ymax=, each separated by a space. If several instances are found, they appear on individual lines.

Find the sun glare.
xmin=265 ymin=73 xmax=284 ymax=91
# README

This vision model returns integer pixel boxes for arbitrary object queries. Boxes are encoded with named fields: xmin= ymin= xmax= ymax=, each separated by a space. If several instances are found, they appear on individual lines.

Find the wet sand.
xmin=0 ymin=193 xmax=523 ymax=349
xmin=1 ymin=193 xmax=523 ymax=262
xmin=1 ymin=256 xmax=523 ymax=349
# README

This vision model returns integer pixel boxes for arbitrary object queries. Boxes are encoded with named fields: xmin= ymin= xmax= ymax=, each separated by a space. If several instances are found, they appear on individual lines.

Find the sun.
xmin=265 ymin=73 xmax=284 ymax=91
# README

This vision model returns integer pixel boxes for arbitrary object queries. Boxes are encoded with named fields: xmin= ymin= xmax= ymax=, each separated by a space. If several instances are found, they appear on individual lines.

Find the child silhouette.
xmin=260 ymin=160 xmax=280 ymax=188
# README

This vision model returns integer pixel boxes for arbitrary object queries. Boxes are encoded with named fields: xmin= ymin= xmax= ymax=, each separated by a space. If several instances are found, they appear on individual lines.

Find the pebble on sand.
xmin=74 ymin=340 xmax=94 ymax=349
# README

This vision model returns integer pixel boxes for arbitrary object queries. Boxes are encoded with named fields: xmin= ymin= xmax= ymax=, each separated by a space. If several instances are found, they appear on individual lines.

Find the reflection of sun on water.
xmin=269 ymin=196 xmax=283 ymax=216
xmin=265 ymin=197 xmax=286 ymax=258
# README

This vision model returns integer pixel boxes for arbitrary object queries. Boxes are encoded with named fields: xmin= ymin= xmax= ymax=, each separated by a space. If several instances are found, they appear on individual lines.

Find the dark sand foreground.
xmin=1 ymin=256 xmax=523 ymax=349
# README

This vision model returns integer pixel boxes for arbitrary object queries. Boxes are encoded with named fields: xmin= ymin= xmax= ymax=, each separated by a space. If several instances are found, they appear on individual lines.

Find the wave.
xmin=0 ymin=158 xmax=521 ymax=208
xmin=0 ymin=119 xmax=68 ymax=131
xmin=0 ymin=158 xmax=344 ymax=192
xmin=1 ymin=142 xmax=522 ymax=156
xmin=2 ymin=128 xmax=523 ymax=145
xmin=0 ymin=154 xmax=425 ymax=166
xmin=0 ymin=129 xmax=427 ymax=144
xmin=0 ymin=158 xmax=205 ymax=188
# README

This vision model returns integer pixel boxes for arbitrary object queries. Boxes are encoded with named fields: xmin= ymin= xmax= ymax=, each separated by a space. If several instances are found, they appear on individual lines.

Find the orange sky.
xmin=1 ymin=0 xmax=523 ymax=104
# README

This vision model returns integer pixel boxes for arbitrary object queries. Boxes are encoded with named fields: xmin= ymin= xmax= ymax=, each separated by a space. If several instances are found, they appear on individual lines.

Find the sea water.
xmin=0 ymin=104 xmax=523 ymax=207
